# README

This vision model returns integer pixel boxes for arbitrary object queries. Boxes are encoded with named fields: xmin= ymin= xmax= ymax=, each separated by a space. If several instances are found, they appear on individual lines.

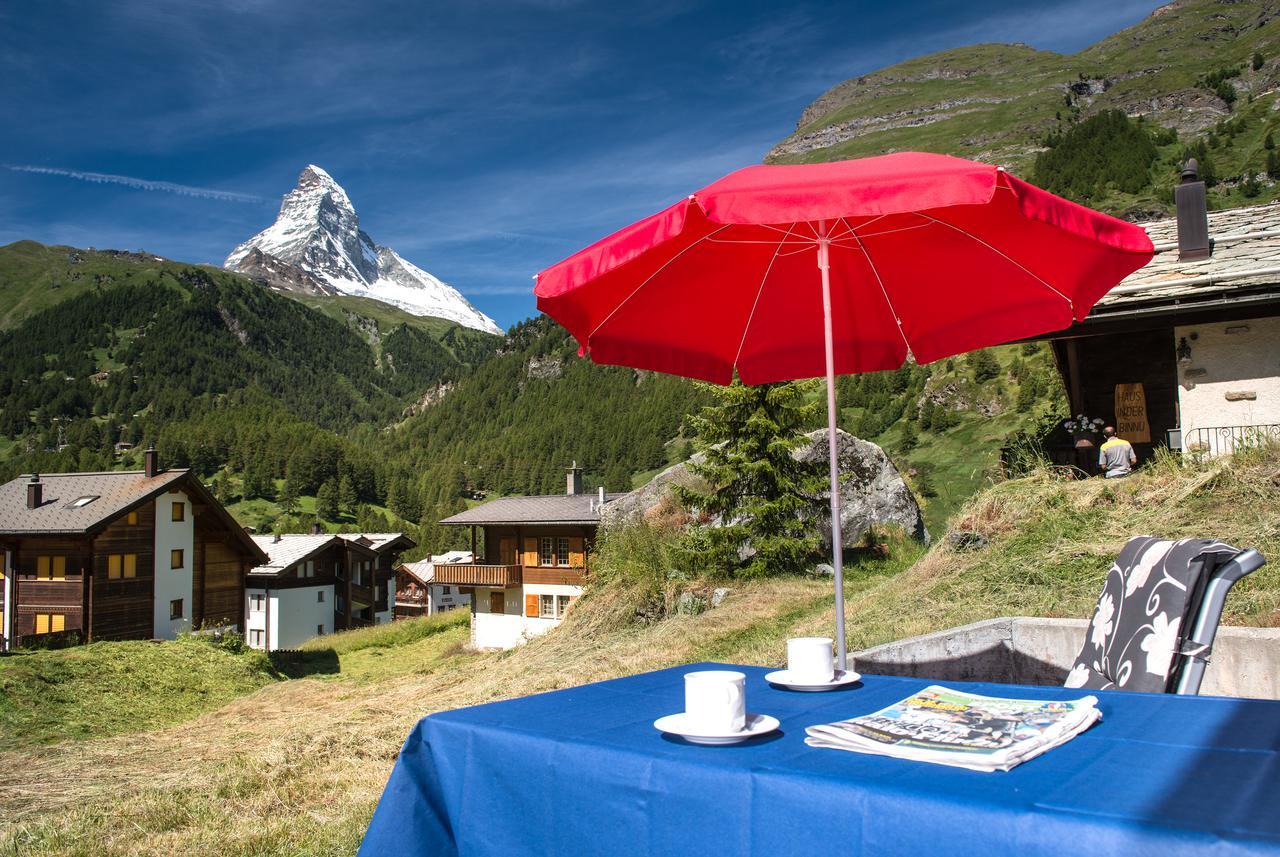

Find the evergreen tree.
xmin=968 ymin=349 xmax=1002 ymax=383
xmin=673 ymin=380 xmax=826 ymax=578
xmin=316 ymin=479 xmax=339 ymax=521
xmin=338 ymin=474 xmax=358 ymax=516
xmin=899 ymin=419 xmax=918 ymax=454
xmin=280 ymin=467 xmax=300 ymax=515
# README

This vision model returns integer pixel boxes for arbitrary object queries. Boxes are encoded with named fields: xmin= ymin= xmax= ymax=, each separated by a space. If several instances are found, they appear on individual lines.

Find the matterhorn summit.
xmin=225 ymin=166 xmax=501 ymax=335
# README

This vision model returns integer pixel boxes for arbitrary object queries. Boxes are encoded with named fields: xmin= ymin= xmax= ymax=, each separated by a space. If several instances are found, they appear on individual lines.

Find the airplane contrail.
xmin=6 ymin=165 xmax=267 ymax=204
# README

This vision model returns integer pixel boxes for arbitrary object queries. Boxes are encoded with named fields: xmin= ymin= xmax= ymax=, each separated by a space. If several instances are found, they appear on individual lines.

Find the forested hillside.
xmin=0 ymin=246 xmax=711 ymax=555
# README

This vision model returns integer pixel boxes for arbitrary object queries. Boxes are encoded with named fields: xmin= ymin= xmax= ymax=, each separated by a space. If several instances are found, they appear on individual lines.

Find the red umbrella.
xmin=534 ymin=152 xmax=1153 ymax=671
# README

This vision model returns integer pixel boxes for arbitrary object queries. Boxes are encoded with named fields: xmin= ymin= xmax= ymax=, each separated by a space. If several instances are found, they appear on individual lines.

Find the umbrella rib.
xmin=916 ymin=212 xmax=1075 ymax=312
xmin=587 ymin=224 xmax=732 ymax=341
xmin=845 ymin=223 xmax=914 ymax=356
xmin=733 ymin=223 xmax=797 ymax=369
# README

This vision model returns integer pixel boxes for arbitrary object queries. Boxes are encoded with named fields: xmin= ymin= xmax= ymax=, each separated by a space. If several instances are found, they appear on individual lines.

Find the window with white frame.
xmin=317 ymin=590 xmax=325 ymax=603
xmin=539 ymin=537 xmax=554 ymax=566
xmin=557 ymin=594 xmax=571 ymax=616
xmin=556 ymin=537 xmax=570 ymax=567
xmin=249 ymin=628 xmax=264 ymax=648
xmin=250 ymin=594 xmax=265 ymax=612
xmin=539 ymin=593 xmax=556 ymax=618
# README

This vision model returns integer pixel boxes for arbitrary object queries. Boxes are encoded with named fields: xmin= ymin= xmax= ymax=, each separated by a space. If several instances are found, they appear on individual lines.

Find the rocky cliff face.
xmin=225 ymin=165 xmax=502 ymax=335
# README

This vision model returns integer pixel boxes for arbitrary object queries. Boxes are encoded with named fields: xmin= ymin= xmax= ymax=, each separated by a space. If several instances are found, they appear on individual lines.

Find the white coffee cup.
xmin=787 ymin=637 xmax=835 ymax=683
xmin=683 ymin=670 xmax=746 ymax=732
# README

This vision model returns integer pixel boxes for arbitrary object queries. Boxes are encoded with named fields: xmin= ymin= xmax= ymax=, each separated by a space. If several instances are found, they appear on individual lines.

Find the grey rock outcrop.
xmin=800 ymin=429 xmax=930 ymax=547
xmin=605 ymin=428 xmax=929 ymax=547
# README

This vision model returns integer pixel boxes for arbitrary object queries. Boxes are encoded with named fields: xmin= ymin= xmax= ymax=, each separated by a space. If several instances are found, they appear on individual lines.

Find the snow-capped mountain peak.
xmin=225 ymin=166 xmax=501 ymax=335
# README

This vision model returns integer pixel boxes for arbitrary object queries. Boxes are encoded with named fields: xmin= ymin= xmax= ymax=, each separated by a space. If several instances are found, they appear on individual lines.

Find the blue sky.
xmin=1 ymin=0 xmax=1160 ymax=329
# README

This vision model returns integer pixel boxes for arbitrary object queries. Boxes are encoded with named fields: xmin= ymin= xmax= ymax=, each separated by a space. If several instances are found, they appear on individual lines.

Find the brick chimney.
xmin=144 ymin=445 xmax=160 ymax=478
xmin=566 ymin=461 xmax=583 ymax=496
xmin=1175 ymin=159 xmax=1210 ymax=261
xmin=26 ymin=474 xmax=42 ymax=509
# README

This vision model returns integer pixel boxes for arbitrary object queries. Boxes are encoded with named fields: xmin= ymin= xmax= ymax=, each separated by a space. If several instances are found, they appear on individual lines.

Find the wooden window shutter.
xmin=51 ymin=614 xmax=65 ymax=632
xmin=523 ymin=538 xmax=538 ymax=567
xmin=568 ymin=537 xmax=585 ymax=568
xmin=37 ymin=556 xmax=50 ymax=580
xmin=108 ymin=555 xmax=121 ymax=579
xmin=524 ymin=593 xmax=539 ymax=617
xmin=52 ymin=557 xmax=66 ymax=580
xmin=35 ymin=614 xmax=49 ymax=634
xmin=124 ymin=554 xmax=137 ymax=578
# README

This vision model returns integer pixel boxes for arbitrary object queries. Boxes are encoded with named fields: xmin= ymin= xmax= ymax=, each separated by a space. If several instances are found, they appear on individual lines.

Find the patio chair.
xmin=1065 ymin=536 xmax=1266 ymax=695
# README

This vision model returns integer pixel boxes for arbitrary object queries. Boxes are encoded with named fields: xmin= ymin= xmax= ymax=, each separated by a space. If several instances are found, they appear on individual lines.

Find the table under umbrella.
xmin=534 ymin=152 xmax=1154 ymax=669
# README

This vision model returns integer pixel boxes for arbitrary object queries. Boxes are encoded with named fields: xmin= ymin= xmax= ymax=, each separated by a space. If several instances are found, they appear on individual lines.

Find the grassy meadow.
xmin=2 ymin=446 xmax=1278 ymax=855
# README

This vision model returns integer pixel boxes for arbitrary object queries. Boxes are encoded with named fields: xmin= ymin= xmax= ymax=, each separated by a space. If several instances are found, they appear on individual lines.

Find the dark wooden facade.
xmin=1048 ymin=329 xmax=1178 ymax=473
xmin=3 ymin=474 xmax=262 ymax=649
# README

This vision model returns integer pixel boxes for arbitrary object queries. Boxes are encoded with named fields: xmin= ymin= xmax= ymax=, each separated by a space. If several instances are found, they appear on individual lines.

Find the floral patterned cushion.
xmin=1065 ymin=536 xmax=1241 ymax=693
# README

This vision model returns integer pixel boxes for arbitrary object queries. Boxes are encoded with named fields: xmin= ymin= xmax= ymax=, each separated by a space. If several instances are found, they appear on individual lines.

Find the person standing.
xmin=1098 ymin=426 xmax=1137 ymax=478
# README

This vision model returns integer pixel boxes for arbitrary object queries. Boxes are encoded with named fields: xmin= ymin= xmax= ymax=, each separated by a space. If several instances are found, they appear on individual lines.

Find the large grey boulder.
xmin=604 ymin=428 xmax=929 ymax=547
xmin=800 ymin=428 xmax=929 ymax=546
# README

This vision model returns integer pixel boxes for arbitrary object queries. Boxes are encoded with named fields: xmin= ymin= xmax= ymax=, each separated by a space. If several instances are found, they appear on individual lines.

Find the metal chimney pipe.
xmin=26 ymin=474 xmax=42 ymax=509
xmin=1175 ymin=159 xmax=1210 ymax=261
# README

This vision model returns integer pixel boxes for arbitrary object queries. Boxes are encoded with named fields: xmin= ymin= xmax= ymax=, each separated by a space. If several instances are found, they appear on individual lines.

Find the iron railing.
xmin=1182 ymin=424 xmax=1280 ymax=456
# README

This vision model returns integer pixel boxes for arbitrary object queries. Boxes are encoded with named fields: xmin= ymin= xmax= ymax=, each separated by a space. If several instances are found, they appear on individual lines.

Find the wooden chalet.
xmin=433 ymin=465 xmax=622 ymax=649
xmin=1036 ymin=167 xmax=1280 ymax=472
xmin=395 ymin=553 xmax=472 ymax=619
xmin=0 ymin=449 xmax=266 ymax=649
xmin=336 ymin=532 xmax=413 ymax=628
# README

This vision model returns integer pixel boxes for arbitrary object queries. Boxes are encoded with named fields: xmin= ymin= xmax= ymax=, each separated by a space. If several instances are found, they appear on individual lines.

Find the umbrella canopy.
xmin=534 ymin=152 xmax=1154 ymax=670
xmin=536 ymin=152 xmax=1153 ymax=384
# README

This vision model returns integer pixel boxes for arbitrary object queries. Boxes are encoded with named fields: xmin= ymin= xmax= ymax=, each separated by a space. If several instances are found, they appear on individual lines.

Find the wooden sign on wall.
xmin=1114 ymin=383 xmax=1151 ymax=443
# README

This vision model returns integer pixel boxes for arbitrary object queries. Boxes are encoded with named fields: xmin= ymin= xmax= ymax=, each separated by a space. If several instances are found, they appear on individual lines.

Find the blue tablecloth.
xmin=360 ymin=663 xmax=1280 ymax=856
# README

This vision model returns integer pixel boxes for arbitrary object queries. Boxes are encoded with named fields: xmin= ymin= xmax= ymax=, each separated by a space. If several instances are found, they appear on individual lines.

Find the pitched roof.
xmin=0 ymin=469 xmax=188 ymax=535
xmin=398 ymin=560 xmax=434 ymax=585
xmin=0 ymin=468 xmax=267 ymax=563
xmin=336 ymin=532 xmax=415 ymax=553
xmin=440 ymin=493 xmax=626 ymax=526
xmin=1093 ymin=203 xmax=1280 ymax=318
xmin=249 ymin=534 xmax=340 ymax=575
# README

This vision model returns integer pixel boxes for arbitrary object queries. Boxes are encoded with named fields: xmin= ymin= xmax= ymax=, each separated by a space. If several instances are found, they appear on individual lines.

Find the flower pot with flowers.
xmin=1063 ymin=415 xmax=1105 ymax=448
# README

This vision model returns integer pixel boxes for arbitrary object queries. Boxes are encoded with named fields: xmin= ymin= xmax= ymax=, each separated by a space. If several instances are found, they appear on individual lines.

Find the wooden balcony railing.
xmin=433 ymin=563 xmax=522 ymax=587
xmin=523 ymin=566 xmax=587 ymax=586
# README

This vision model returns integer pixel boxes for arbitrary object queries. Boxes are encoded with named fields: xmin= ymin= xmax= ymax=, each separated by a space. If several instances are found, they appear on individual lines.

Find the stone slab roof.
xmin=249 ymin=534 xmax=340 ymax=575
xmin=0 ymin=469 xmax=188 ymax=535
xmin=1095 ymin=203 xmax=1280 ymax=315
xmin=440 ymin=494 xmax=627 ymax=526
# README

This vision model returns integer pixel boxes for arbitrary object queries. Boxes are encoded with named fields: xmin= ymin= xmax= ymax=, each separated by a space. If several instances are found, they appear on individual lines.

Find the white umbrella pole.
xmin=817 ymin=232 xmax=848 ymax=672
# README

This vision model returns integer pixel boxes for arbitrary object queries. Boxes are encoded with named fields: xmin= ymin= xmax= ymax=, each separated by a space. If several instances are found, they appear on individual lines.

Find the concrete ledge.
xmin=852 ymin=617 xmax=1280 ymax=700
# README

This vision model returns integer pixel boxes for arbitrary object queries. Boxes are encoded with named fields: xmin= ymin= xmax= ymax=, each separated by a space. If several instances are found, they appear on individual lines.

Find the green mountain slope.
xmin=769 ymin=0 xmax=1280 ymax=217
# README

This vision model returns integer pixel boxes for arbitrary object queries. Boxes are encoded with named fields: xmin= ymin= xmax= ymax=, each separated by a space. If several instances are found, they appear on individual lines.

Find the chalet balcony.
xmin=523 ymin=566 xmax=586 ymax=587
xmin=433 ymin=563 xmax=523 ymax=587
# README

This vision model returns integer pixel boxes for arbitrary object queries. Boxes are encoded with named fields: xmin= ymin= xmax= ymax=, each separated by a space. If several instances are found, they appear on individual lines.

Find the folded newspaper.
xmin=805 ymin=685 xmax=1101 ymax=772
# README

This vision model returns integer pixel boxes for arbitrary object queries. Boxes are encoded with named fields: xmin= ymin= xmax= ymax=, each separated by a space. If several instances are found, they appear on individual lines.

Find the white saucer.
xmin=764 ymin=669 xmax=862 ymax=692
xmin=653 ymin=712 xmax=781 ymax=745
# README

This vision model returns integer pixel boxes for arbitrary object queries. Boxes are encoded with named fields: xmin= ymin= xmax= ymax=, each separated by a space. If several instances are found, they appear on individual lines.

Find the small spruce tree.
xmin=316 ymin=479 xmax=339 ymax=521
xmin=899 ymin=419 xmax=918 ymax=454
xmin=674 ymin=380 xmax=827 ymax=578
